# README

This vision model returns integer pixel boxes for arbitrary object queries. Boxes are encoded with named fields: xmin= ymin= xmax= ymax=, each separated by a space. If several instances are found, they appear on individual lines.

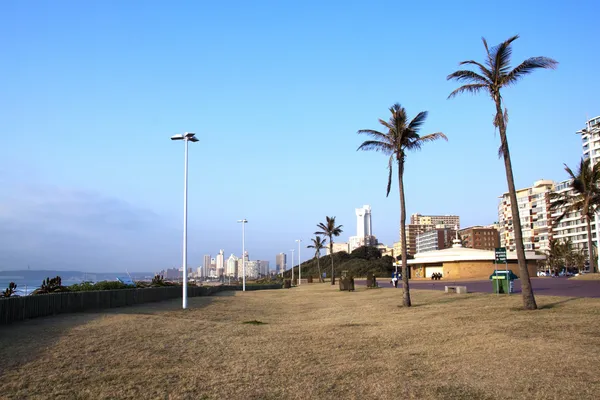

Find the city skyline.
xmin=0 ymin=2 xmax=597 ymax=271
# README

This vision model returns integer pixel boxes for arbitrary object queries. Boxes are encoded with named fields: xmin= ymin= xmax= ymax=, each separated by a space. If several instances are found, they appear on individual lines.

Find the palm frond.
xmin=406 ymin=111 xmax=428 ymax=133
xmin=481 ymin=37 xmax=493 ymax=68
xmin=504 ymin=57 xmax=558 ymax=86
xmin=490 ymin=35 xmax=520 ymax=80
xmin=357 ymin=140 xmax=393 ymax=154
xmin=446 ymin=70 xmax=489 ymax=84
xmin=447 ymin=83 xmax=488 ymax=99
xmin=377 ymin=119 xmax=394 ymax=131
xmin=458 ymin=60 xmax=493 ymax=81
xmin=357 ymin=129 xmax=389 ymax=142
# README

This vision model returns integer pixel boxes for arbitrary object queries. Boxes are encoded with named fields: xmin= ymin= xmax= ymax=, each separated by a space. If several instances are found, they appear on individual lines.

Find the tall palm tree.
xmin=358 ymin=104 xmax=446 ymax=307
xmin=315 ymin=217 xmax=343 ymax=285
xmin=307 ymin=236 xmax=327 ymax=283
xmin=550 ymin=158 xmax=600 ymax=274
xmin=447 ymin=35 xmax=557 ymax=310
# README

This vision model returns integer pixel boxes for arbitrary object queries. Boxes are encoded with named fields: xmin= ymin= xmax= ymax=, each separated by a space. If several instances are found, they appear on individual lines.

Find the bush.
xmin=32 ymin=276 xmax=69 ymax=295
xmin=68 ymin=280 xmax=131 ymax=292
xmin=1 ymin=282 xmax=17 ymax=297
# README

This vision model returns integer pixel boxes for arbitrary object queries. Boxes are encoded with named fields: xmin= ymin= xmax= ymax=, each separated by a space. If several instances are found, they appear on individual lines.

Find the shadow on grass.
xmin=0 ymin=295 xmax=221 ymax=372
xmin=536 ymin=297 xmax=579 ymax=310
xmin=397 ymin=294 xmax=484 ymax=308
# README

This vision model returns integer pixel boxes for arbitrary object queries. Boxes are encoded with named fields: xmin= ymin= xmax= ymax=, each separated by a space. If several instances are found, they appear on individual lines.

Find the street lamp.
xmin=171 ymin=132 xmax=198 ymax=310
xmin=237 ymin=219 xmax=248 ymax=291
xmin=296 ymin=239 xmax=302 ymax=285
xmin=290 ymin=249 xmax=295 ymax=284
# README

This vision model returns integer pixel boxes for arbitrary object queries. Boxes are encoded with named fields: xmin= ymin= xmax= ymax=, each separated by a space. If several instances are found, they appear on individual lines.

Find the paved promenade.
xmin=355 ymin=277 xmax=600 ymax=298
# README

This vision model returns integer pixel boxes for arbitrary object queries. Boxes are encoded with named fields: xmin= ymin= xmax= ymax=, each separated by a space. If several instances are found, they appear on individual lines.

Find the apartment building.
xmin=498 ymin=179 xmax=554 ymax=252
xmin=416 ymin=227 xmax=456 ymax=253
xmin=578 ymin=116 xmax=600 ymax=166
xmin=458 ymin=226 xmax=500 ymax=251
xmin=410 ymin=213 xmax=460 ymax=227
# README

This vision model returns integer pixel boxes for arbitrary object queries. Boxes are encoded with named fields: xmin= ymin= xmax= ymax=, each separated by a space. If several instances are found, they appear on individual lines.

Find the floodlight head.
xmin=184 ymin=132 xmax=196 ymax=138
xmin=237 ymin=219 xmax=248 ymax=223
xmin=171 ymin=134 xmax=184 ymax=140
xmin=189 ymin=136 xmax=199 ymax=142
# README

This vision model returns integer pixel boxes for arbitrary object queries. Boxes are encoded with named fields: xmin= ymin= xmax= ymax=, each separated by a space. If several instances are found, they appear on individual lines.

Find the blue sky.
xmin=1 ymin=0 xmax=598 ymax=272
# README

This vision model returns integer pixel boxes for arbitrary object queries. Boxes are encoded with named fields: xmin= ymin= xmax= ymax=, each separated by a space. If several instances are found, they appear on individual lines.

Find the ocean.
xmin=0 ymin=277 xmax=88 ymax=296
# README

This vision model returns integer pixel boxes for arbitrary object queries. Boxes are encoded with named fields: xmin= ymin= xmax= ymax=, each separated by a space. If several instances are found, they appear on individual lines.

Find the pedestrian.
xmin=392 ymin=272 xmax=398 ymax=288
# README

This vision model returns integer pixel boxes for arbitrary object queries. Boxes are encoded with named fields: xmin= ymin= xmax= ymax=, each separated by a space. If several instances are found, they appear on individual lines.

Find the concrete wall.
xmin=410 ymin=260 xmax=537 ymax=280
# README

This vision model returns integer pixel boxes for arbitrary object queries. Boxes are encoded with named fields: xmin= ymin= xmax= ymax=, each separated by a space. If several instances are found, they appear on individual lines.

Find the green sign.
xmin=495 ymin=247 xmax=507 ymax=262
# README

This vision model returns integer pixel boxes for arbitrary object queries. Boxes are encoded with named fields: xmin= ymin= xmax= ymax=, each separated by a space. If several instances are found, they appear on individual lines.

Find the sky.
xmin=0 ymin=0 xmax=598 ymax=272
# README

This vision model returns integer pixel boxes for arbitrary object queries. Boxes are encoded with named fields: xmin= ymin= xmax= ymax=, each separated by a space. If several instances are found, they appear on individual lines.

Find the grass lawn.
xmin=1 ymin=285 xmax=599 ymax=399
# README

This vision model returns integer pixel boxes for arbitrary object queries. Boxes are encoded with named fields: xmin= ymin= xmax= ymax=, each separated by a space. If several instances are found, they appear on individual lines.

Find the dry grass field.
xmin=1 ymin=285 xmax=600 ymax=400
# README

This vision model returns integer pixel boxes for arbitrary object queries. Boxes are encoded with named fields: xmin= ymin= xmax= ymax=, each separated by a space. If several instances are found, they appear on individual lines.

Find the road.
xmin=354 ymin=277 xmax=600 ymax=298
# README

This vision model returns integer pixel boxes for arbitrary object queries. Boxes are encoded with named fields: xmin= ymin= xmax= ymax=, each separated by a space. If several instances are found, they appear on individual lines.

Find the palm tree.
xmin=550 ymin=158 xmax=600 ymax=274
xmin=358 ymin=104 xmax=446 ymax=307
xmin=307 ymin=236 xmax=327 ymax=283
xmin=315 ymin=217 xmax=343 ymax=285
xmin=447 ymin=35 xmax=557 ymax=310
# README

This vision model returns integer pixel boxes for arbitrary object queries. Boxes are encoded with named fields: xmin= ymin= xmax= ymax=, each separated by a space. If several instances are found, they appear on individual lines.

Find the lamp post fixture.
xmin=237 ymin=219 xmax=248 ymax=291
xmin=295 ymin=239 xmax=302 ymax=285
xmin=170 ymin=132 xmax=198 ymax=310
xmin=290 ymin=249 xmax=295 ymax=284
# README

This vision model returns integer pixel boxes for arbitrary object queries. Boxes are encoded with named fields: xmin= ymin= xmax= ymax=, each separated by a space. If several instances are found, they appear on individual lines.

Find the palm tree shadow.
xmin=538 ymin=297 xmax=579 ymax=310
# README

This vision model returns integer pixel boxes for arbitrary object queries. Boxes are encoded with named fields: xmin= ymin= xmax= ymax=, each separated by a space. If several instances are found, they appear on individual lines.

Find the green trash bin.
xmin=489 ymin=270 xmax=518 ymax=294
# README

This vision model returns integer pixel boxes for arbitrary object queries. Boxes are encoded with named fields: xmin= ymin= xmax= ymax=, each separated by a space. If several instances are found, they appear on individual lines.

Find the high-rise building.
xmin=458 ymin=226 xmax=500 ymax=251
xmin=416 ymin=226 xmax=456 ymax=253
xmin=356 ymin=205 xmax=372 ymax=237
xmin=196 ymin=267 xmax=203 ymax=278
xmin=498 ymin=179 xmax=555 ymax=252
xmin=276 ymin=253 xmax=286 ymax=275
xmin=577 ymin=116 xmax=600 ymax=166
xmin=226 ymin=254 xmax=238 ymax=277
xmin=551 ymin=179 xmax=596 ymax=253
xmin=203 ymin=254 xmax=211 ymax=277
xmin=257 ymin=260 xmax=270 ymax=276
xmin=216 ymin=250 xmax=225 ymax=277
xmin=349 ymin=205 xmax=378 ymax=252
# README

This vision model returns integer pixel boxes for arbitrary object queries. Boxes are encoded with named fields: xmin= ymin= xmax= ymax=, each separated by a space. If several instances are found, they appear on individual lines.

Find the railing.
xmin=0 ymin=284 xmax=282 ymax=325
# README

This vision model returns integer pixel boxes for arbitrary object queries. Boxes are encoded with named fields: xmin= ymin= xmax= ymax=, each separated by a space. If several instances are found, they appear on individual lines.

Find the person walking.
xmin=392 ymin=272 xmax=398 ymax=288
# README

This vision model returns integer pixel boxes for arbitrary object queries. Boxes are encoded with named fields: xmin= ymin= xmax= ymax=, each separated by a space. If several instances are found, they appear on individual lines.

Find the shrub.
xmin=1 ymin=282 xmax=17 ymax=297
xmin=32 ymin=276 xmax=69 ymax=294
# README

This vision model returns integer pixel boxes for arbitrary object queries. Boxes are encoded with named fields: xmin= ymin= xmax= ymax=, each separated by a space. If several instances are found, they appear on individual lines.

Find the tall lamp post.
xmin=296 ymin=239 xmax=302 ymax=285
xmin=237 ymin=219 xmax=248 ymax=291
xmin=290 ymin=249 xmax=295 ymax=284
xmin=171 ymin=132 xmax=198 ymax=310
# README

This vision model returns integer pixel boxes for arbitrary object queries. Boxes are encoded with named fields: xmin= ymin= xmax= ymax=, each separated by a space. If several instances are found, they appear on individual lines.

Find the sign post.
xmin=495 ymin=247 xmax=507 ymax=295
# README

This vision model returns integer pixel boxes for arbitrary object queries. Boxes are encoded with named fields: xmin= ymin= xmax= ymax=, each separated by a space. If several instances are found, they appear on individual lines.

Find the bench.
xmin=445 ymin=285 xmax=467 ymax=294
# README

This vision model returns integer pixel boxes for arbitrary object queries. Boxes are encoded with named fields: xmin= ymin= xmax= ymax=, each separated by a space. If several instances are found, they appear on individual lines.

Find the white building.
xmin=349 ymin=204 xmax=378 ymax=252
xmin=226 ymin=254 xmax=238 ymax=277
xmin=216 ymin=250 xmax=225 ymax=277
xmin=578 ymin=116 xmax=600 ymax=166
xmin=276 ymin=253 xmax=286 ymax=275
xmin=203 ymin=254 xmax=211 ymax=278
xmin=326 ymin=242 xmax=349 ymax=255
xmin=498 ymin=179 xmax=555 ymax=252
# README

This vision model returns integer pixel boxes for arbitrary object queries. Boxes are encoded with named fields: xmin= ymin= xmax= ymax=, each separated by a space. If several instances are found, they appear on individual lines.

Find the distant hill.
xmin=283 ymin=246 xmax=396 ymax=279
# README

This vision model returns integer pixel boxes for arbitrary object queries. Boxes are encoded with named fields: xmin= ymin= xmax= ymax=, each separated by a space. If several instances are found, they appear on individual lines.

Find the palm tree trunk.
xmin=330 ymin=240 xmax=335 ymax=285
xmin=317 ymin=254 xmax=323 ymax=283
xmin=585 ymin=215 xmax=596 ymax=273
xmin=398 ymin=158 xmax=411 ymax=307
xmin=495 ymin=99 xmax=537 ymax=310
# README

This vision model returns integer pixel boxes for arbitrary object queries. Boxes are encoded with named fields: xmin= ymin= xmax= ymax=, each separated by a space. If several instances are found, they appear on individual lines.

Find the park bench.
xmin=445 ymin=285 xmax=467 ymax=294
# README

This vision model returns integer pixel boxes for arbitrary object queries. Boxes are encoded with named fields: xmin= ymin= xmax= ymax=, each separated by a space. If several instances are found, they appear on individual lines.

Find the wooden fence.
xmin=0 ymin=284 xmax=281 ymax=325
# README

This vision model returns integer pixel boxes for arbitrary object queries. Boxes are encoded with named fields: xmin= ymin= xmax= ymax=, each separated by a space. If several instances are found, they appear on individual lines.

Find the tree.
xmin=358 ymin=104 xmax=446 ymax=307
xmin=307 ymin=236 xmax=327 ymax=283
xmin=447 ymin=35 xmax=557 ymax=310
xmin=315 ymin=217 xmax=343 ymax=285
xmin=550 ymin=158 xmax=600 ymax=273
